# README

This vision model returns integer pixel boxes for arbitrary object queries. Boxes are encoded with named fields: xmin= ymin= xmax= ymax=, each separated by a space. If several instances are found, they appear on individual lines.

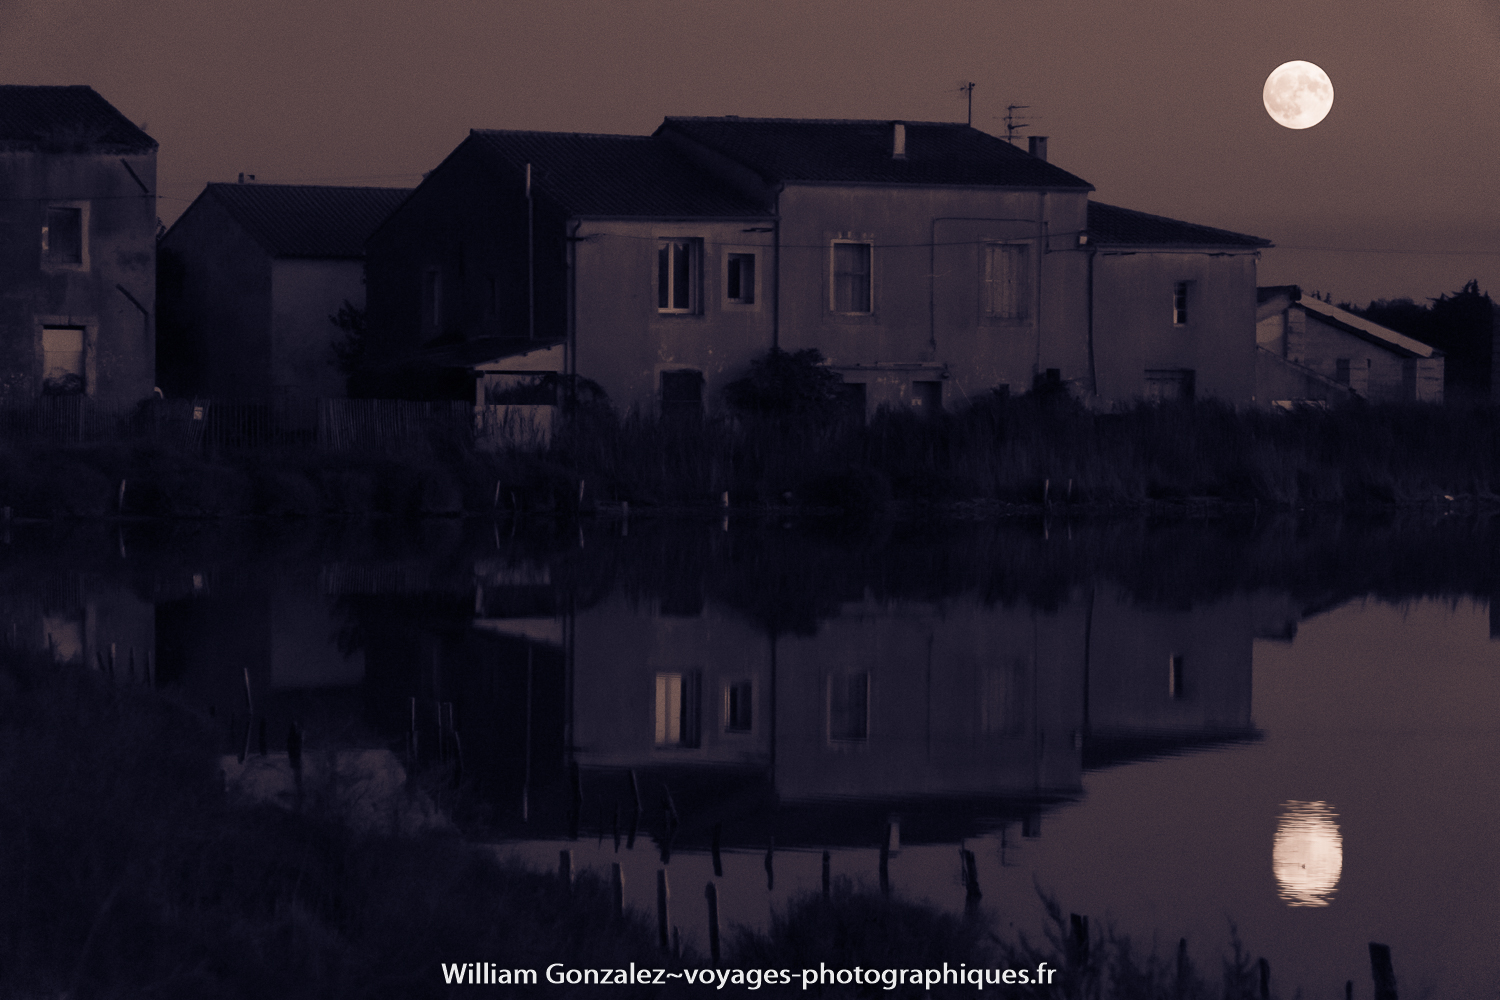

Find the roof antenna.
xmin=958 ymin=82 xmax=975 ymax=126
xmin=1003 ymin=105 xmax=1032 ymax=145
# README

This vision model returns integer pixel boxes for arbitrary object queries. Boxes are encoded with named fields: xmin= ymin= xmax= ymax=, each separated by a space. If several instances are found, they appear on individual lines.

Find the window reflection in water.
xmin=1273 ymin=800 xmax=1343 ymax=907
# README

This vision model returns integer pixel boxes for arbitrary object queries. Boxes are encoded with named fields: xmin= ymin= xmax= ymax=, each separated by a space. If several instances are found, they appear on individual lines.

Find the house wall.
xmin=775 ymin=184 xmax=1092 ymax=414
xmin=572 ymin=220 xmax=774 ymax=414
xmin=0 ymin=148 xmax=156 ymax=405
xmin=158 ymin=193 xmax=272 ymax=396
xmin=271 ymin=258 xmax=364 ymax=398
xmin=366 ymin=144 xmax=569 ymax=353
xmin=1091 ymin=249 xmax=1259 ymax=406
xmin=1282 ymin=307 xmax=1443 ymax=403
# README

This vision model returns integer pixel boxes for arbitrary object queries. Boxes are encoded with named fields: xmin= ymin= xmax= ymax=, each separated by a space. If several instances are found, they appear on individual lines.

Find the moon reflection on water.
xmin=1273 ymin=800 xmax=1343 ymax=907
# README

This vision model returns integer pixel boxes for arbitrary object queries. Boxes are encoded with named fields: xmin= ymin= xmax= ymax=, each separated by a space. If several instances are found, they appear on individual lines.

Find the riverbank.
xmin=0 ymin=397 xmax=1495 ymax=519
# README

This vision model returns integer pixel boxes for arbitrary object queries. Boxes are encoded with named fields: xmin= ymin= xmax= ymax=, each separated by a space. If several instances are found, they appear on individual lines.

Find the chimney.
xmin=237 ymin=173 xmax=255 ymax=184
xmin=892 ymin=122 xmax=906 ymax=160
xmin=1028 ymin=136 xmax=1048 ymax=161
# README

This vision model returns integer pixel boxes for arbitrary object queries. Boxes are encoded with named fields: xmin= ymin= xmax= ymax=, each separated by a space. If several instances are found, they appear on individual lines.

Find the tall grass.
xmin=551 ymin=397 xmax=1500 ymax=510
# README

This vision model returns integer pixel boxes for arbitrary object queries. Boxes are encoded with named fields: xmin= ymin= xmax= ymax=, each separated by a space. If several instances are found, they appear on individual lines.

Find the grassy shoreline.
xmin=0 ymin=397 xmax=1495 ymax=519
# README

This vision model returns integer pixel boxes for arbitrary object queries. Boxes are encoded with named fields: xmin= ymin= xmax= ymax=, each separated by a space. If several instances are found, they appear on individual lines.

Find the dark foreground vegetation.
xmin=0 ymin=394 xmax=1498 ymax=518
xmin=1 ymin=644 xmax=1295 ymax=998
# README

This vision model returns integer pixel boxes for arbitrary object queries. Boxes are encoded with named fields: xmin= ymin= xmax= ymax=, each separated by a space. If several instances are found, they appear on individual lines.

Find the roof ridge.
xmin=663 ymin=116 xmax=971 ymax=127
xmin=470 ymin=128 xmax=653 ymax=140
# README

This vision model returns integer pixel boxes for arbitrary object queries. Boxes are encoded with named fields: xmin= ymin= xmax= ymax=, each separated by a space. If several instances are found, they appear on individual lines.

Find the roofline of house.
xmin=568 ymin=213 xmax=774 ymax=223
xmin=765 ymin=178 xmax=1095 ymax=193
xmin=1293 ymin=299 xmax=1442 ymax=359
xmin=1094 ymin=244 xmax=1270 ymax=253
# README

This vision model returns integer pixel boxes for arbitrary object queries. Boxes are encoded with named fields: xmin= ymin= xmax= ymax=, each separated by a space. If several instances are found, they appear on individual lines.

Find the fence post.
xmin=821 ymin=850 xmax=830 ymax=897
xmin=962 ymin=848 xmax=982 ymax=907
xmin=656 ymin=870 xmax=670 ymax=952
xmin=610 ymin=862 xmax=624 ymax=921
xmin=558 ymin=850 xmax=573 ymax=893
xmin=1370 ymin=943 xmax=1397 ymax=1000
xmin=705 ymin=882 xmax=721 ymax=967
xmin=764 ymin=838 xmax=774 ymax=891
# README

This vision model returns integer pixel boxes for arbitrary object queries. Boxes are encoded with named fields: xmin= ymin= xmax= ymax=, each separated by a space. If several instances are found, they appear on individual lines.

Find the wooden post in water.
xmin=711 ymin=822 xmax=723 ymax=877
xmin=610 ymin=863 xmax=624 ymax=921
xmin=821 ymin=850 xmax=830 ymax=897
xmin=257 ymin=714 xmax=267 ymax=756
xmin=1068 ymin=914 xmax=1089 ymax=968
xmin=558 ymin=850 xmax=573 ymax=893
xmin=243 ymin=667 xmax=254 ymax=715
xmin=1345 ymin=980 xmax=1353 ymax=1000
xmin=704 ymin=882 xmax=721 ymax=967
xmin=764 ymin=838 xmax=774 ymax=891
xmin=1369 ymin=943 xmax=1397 ymax=1000
xmin=961 ymin=848 xmax=982 ymax=906
xmin=1257 ymin=957 xmax=1269 ymax=1000
xmin=656 ymin=870 xmax=670 ymax=952
xmin=1174 ymin=938 xmax=1188 ymax=999
xmin=627 ymin=770 xmax=641 ymax=849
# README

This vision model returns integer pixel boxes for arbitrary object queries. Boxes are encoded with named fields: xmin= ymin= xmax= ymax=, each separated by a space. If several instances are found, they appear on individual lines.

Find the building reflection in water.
xmin=1272 ymin=800 xmax=1343 ymax=907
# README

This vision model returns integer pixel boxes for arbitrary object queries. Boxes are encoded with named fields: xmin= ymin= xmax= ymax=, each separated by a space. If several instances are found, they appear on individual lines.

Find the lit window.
xmin=657 ymin=239 xmax=699 ymax=313
xmin=831 ymin=241 xmax=872 ymax=313
xmin=725 ymin=680 xmax=753 ymax=732
xmin=828 ymin=672 xmax=869 ymax=741
xmin=43 ymin=206 xmax=84 ymax=266
xmin=655 ymin=671 xmax=702 ymax=747
xmin=1172 ymin=281 xmax=1191 ymax=325
xmin=41 ymin=326 xmax=85 ymax=396
xmin=726 ymin=253 xmax=755 ymax=304
xmin=983 ymin=243 xmax=1029 ymax=321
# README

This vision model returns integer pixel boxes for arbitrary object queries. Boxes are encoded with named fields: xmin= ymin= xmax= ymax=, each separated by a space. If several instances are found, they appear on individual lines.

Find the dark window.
xmin=832 ymin=241 xmax=872 ymax=313
xmin=727 ymin=253 xmax=755 ymax=304
xmin=828 ymin=672 xmax=869 ymax=741
xmin=1172 ymin=281 xmax=1190 ymax=325
xmin=661 ymin=370 xmax=703 ymax=419
xmin=1144 ymin=369 xmax=1195 ymax=403
xmin=658 ymin=240 xmax=698 ymax=312
xmin=836 ymin=382 xmax=866 ymax=425
xmin=43 ymin=207 xmax=82 ymax=264
xmin=726 ymin=680 xmax=753 ymax=732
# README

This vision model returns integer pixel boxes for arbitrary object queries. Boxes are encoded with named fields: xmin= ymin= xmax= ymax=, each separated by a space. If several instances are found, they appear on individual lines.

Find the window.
xmin=41 ymin=326 xmax=85 ymax=395
xmin=1172 ymin=281 xmax=1191 ymax=325
xmin=654 ymin=671 xmax=702 ymax=748
xmin=725 ymin=680 xmax=753 ymax=732
xmin=726 ymin=253 xmax=755 ymax=304
xmin=660 ymin=370 xmax=703 ymax=419
xmin=911 ymin=380 xmax=942 ymax=412
xmin=1168 ymin=654 xmax=1185 ymax=699
xmin=831 ymin=241 xmax=872 ymax=313
xmin=983 ymin=243 xmax=1029 ymax=321
xmin=42 ymin=205 xmax=84 ymax=266
xmin=657 ymin=239 xmax=699 ymax=313
xmin=1334 ymin=358 xmax=1351 ymax=385
xmin=422 ymin=269 xmax=441 ymax=333
xmin=828 ymin=672 xmax=869 ymax=742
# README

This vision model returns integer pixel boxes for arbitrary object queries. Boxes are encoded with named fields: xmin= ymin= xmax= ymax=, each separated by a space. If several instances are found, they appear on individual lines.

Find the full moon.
xmin=1263 ymin=61 xmax=1334 ymax=129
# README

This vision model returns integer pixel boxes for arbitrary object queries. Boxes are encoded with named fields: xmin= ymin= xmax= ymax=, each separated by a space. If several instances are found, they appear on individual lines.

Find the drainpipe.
xmin=526 ymin=163 xmax=534 ymax=342
xmin=567 ymin=219 xmax=581 ymax=396
xmin=1033 ymin=194 xmax=1045 ymax=378
xmin=771 ymin=184 xmax=783 ymax=350
xmin=1086 ymin=240 xmax=1098 ymax=397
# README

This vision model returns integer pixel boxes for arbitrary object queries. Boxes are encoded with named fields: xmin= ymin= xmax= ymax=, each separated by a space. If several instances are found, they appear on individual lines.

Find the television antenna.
xmin=957 ymin=81 xmax=976 ymax=126
xmin=1003 ymin=104 xmax=1033 ymax=145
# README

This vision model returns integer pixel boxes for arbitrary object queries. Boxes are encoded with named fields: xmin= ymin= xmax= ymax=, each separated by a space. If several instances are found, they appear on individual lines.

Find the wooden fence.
xmin=0 ymin=396 xmax=477 ymax=453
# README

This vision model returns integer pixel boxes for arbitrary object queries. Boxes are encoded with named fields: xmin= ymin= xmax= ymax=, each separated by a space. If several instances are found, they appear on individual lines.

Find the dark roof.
xmin=203 ymin=184 xmax=412 ymax=258
xmin=466 ymin=130 xmax=771 ymax=218
xmin=658 ymin=117 xmax=1093 ymax=189
xmin=0 ymin=85 xmax=155 ymax=153
xmin=1088 ymin=202 xmax=1271 ymax=248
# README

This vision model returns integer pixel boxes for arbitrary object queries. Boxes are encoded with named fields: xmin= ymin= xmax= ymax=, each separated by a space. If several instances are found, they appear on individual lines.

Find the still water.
xmin=15 ymin=515 xmax=1500 ymax=996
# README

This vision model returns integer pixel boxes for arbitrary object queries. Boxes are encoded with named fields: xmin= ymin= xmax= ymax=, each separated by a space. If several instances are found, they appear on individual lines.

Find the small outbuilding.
xmin=1255 ymin=285 xmax=1443 ymax=405
xmin=157 ymin=182 xmax=410 ymax=399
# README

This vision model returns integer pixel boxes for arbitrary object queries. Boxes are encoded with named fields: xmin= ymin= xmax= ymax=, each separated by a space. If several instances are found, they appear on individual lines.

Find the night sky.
xmin=5 ymin=0 xmax=1496 ymax=307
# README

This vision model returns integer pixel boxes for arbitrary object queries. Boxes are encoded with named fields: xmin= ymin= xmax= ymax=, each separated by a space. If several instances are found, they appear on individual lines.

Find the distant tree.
xmin=723 ymin=347 xmax=845 ymax=416
xmin=1347 ymin=280 xmax=1494 ymax=402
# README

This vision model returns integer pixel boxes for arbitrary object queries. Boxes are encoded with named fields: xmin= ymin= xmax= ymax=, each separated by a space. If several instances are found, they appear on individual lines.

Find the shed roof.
xmin=1088 ymin=202 xmax=1271 ymax=248
xmin=1296 ymin=295 xmax=1442 ymax=359
xmin=201 ymin=183 xmax=412 ymax=259
xmin=0 ymin=85 xmax=155 ymax=153
xmin=658 ymin=117 xmax=1093 ymax=189
xmin=466 ymin=130 xmax=771 ymax=218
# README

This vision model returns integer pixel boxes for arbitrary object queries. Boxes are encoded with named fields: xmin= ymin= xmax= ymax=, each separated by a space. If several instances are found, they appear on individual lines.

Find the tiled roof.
xmin=204 ymin=184 xmax=412 ymax=258
xmin=466 ymin=130 xmax=772 ymax=218
xmin=0 ymin=85 xmax=155 ymax=153
xmin=658 ymin=117 xmax=1093 ymax=189
xmin=1088 ymin=202 xmax=1271 ymax=248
